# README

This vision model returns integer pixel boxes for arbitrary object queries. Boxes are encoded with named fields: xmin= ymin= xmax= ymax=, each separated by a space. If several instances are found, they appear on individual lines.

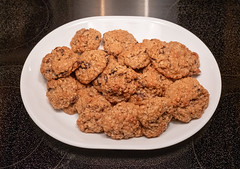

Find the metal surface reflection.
xmin=145 ymin=0 xmax=149 ymax=16
xmin=65 ymin=0 xmax=179 ymax=22
xmin=101 ymin=0 xmax=105 ymax=16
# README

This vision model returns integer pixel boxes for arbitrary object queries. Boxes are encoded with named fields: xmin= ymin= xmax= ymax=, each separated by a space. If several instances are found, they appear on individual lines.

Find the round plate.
xmin=20 ymin=16 xmax=221 ymax=150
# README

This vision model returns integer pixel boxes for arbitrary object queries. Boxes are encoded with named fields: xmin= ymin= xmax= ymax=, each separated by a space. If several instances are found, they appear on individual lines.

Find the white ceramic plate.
xmin=20 ymin=16 xmax=221 ymax=150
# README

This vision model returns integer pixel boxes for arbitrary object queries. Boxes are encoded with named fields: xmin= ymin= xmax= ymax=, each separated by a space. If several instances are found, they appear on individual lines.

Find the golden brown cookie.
xmin=41 ymin=46 xmax=80 ymax=80
xmin=52 ymin=46 xmax=80 ymax=78
xmin=76 ymin=87 xmax=111 ymax=133
xmin=139 ymin=65 xmax=173 ymax=95
xmin=101 ymin=102 xmax=142 ymax=139
xmin=93 ymin=57 xmax=138 ymax=103
xmin=103 ymin=29 xmax=137 ymax=56
xmin=63 ymin=104 xmax=78 ymax=115
xmin=138 ymin=97 xmax=173 ymax=138
xmin=62 ymin=80 xmax=86 ymax=115
xmin=148 ymin=41 xmax=200 ymax=79
xmin=129 ymin=65 xmax=173 ymax=104
xmin=129 ymin=87 xmax=157 ymax=105
xmin=46 ymin=76 xmax=79 ymax=109
xmin=142 ymin=39 xmax=166 ymax=50
xmin=165 ymin=77 xmax=209 ymax=122
xmin=70 ymin=28 xmax=101 ymax=53
xmin=75 ymin=50 xmax=108 ymax=84
xmin=40 ymin=53 xmax=58 ymax=80
xmin=118 ymin=43 xmax=150 ymax=69
xmin=74 ymin=87 xmax=100 ymax=114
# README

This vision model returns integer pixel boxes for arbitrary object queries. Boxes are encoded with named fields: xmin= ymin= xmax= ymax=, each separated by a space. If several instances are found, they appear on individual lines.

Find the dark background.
xmin=0 ymin=0 xmax=239 ymax=168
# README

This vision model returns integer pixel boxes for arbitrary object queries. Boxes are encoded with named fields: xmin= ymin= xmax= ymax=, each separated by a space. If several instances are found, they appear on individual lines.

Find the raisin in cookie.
xmin=41 ymin=46 xmax=80 ymax=79
xmin=138 ymin=97 xmax=173 ymax=138
xmin=63 ymin=104 xmax=78 ymax=115
xmin=74 ymin=87 xmax=100 ymax=114
xmin=93 ymin=57 xmax=138 ymax=103
xmin=129 ymin=65 xmax=173 ymax=104
xmin=75 ymin=50 xmax=108 ymax=84
xmin=118 ymin=43 xmax=150 ymax=69
xmin=76 ymin=88 xmax=111 ymax=133
xmin=148 ymin=41 xmax=200 ymax=79
xmin=46 ymin=76 xmax=79 ymax=109
xmin=40 ymin=53 xmax=58 ymax=80
xmin=142 ymin=39 xmax=167 ymax=50
xmin=102 ymin=102 xmax=142 ymax=139
xmin=62 ymin=80 xmax=86 ymax=115
xmin=165 ymin=77 xmax=209 ymax=122
xmin=139 ymin=65 xmax=173 ymax=95
xmin=129 ymin=87 xmax=157 ymax=105
xmin=70 ymin=28 xmax=101 ymax=53
xmin=103 ymin=29 xmax=137 ymax=56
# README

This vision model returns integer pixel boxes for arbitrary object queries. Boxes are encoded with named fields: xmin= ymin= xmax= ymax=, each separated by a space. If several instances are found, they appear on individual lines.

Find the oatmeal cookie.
xmin=75 ymin=50 xmax=108 ymax=84
xmin=40 ymin=53 xmax=58 ymax=80
xmin=165 ymin=77 xmax=209 ymax=122
xmin=148 ymin=41 xmax=200 ymax=79
xmin=139 ymin=65 xmax=173 ymax=95
xmin=62 ymin=80 xmax=86 ymax=115
xmin=118 ymin=43 xmax=150 ymax=69
xmin=93 ymin=58 xmax=138 ymax=103
xmin=63 ymin=104 xmax=78 ymax=115
xmin=76 ymin=88 xmax=111 ymax=133
xmin=102 ymin=102 xmax=142 ymax=139
xmin=74 ymin=87 xmax=100 ymax=114
xmin=103 ymin=29 xmax=137 ymax=56
xmin=70 ymin=28 xmax=101 ymax=53
xmin=138 ymin=97 xmax=173 ymax=138
xmin=46 ymin=76 xmax=79 ymax=109
xmin=43 ymin=46 xmax=80 ymax=79
xmin=129 ymin=87 xmax=158 ymax=104
xmin=142 ymin=39 xmax=167 ymax=50
xmin=129 ymin=65 xmax=173 ymax=104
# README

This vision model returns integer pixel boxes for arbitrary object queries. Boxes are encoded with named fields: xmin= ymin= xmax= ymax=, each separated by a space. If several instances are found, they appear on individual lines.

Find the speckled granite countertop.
xmin=0 ymin=0 xmax=239 ymax=168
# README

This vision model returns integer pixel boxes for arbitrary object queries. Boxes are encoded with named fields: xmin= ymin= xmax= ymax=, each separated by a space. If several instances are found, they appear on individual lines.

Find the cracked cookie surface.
xmin=40 ymin=53 xmax=58 ymax=80
xmin=138 ymin=65 xmax=173 ymax=95
xmin=62 ymin=81 xmax=86 ymax=115
xmin=102 ymin=102 xmax=142 ymax=139
xmin=129 ymin=65 xmax=173 ymax=104
xmin=46 ymin=76 xmax=79 ymax=109
xmin=118 ymin=42 xmax=150 ymax=69
xmin=70 ymin=28 xmax=101 ymax=53
xmin=138 ymin=97 xmax=173 ymax=138
xmin=165 ymin=77 xmax=209 ymax=122
xmin=93 ymin=57 xmax=138 ymax=103
xmin=41 ymin=46 xmax=79 ymax=80
xmin=103 ymin=29 xmax=137 ymax=56
xmin=76 ymin=87 xmax=111 ymax=133
xmin=148 ymin=41 xmax=200 ymax=79
xmin=75 ymin=50 xmax=108 ymax=84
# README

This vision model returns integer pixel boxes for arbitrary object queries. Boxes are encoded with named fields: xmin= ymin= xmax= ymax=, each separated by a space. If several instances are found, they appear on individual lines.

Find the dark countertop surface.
xmin=0 ymin=0 xmax=240 ymax=168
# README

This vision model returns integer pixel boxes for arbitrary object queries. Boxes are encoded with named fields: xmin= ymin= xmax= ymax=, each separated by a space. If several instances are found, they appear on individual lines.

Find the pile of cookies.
xmin=40 ymin=28 xmax=209 ymax=139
